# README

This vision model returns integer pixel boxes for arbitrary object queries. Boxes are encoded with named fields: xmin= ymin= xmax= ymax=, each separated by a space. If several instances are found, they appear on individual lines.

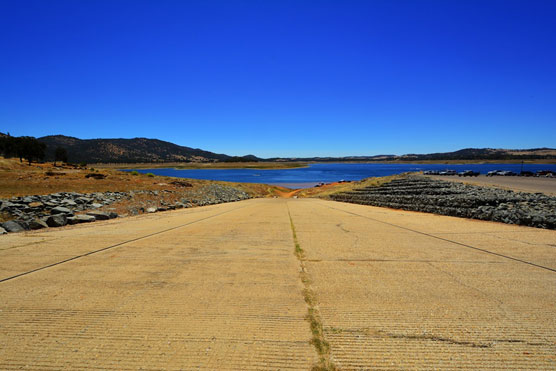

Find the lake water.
xmin=125 ymin=163 xmax=556 ymax=188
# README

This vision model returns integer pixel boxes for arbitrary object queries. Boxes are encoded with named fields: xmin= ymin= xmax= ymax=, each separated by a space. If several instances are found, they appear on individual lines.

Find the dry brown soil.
xmin=0 ymin=158 xmax=287 ymax=199
xmin=1 ymin=198 xmax=554 ymax=369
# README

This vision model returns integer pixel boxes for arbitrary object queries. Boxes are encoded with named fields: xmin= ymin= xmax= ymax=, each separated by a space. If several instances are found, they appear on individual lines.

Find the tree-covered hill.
xmin=37 ymin=135 xmax=258 ymax=164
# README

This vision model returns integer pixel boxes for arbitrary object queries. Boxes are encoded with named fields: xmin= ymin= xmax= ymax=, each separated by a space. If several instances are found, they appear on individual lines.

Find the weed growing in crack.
xmin=288 ymin=206 xmax=337 ymax=371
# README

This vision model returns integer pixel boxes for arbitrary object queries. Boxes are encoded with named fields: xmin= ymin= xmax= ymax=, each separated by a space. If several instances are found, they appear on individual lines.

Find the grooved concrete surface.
xmin=1 ymin=198 xmax=555 ymax=370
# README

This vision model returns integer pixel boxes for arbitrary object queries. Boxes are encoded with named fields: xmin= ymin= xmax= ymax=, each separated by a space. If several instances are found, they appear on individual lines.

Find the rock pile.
xmin=0 ymin=184 xmax=251 ymax=234
xmin=126 ymin=184 xmax=251 ymax=214
xmin=330 ymin=176 xmax=556 ymax=229
xmin=180 ymin=184 xmax=251 ymax=207
xmin=0 ymin=191 xmax=128 ymax=233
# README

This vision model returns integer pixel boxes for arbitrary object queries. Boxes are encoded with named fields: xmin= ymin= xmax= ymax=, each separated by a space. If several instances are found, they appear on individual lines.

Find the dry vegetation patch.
xmin=0 ymin=157 xmax=287 ymax=199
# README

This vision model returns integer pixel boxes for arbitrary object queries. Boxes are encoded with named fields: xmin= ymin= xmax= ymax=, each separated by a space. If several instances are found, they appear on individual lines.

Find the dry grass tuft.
xmin=288 ymin=207 xmax=337 ymax=370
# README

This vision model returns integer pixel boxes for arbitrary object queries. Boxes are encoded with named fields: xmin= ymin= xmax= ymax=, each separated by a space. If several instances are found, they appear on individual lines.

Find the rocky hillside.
xmin=38 ymin=135 xmax=259 ymax=164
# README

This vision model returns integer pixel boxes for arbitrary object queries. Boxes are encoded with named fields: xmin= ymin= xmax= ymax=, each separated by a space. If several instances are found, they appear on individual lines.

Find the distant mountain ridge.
xmin=273 ymin=148 xmax=556 ymax=162
xmin=399 ymin=148 xmax=556 ymax=161
xmin=37 ymin=135 xmax=258 ymax=164
xmin=33 ymin=135 xmax=556 ymax=163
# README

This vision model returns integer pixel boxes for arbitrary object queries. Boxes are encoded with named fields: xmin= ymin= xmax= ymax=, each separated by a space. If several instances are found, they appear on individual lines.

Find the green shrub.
xmin=130 ymin=170 xmax=139 ymax=176
xmin=146 ymin=173 xmax=154 ymax=177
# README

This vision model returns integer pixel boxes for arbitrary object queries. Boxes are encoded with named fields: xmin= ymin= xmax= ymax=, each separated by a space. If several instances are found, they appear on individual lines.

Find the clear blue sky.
xmin=1 ymin=0 xmax=555 ymax=157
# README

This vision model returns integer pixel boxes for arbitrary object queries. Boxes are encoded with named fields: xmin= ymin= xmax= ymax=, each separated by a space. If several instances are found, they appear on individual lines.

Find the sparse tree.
xmin=0 ymin=135 xmax=44 ymax=164
xmin=15 ymin=137 xmax=25 ymax=162
xmin=31 ymin=140 xmax=46 ymax=165
xmin=0 ymin=134 xmax=18 ymax=158
xmin=17 ymin=137 xmax=46 ymax=165
xmin=54 ymin=146 xmax=68 ymax=165
xmin=0 ymin=135 xmax=7 ymax=157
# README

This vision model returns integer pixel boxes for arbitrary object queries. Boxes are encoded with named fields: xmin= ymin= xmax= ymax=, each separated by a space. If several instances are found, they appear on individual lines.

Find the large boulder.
xmin=45 ymin=214 xmax=67 ymax=227
xmin=74 ymin=214 xmax=97 ymax=223
xmin=1 ymin=220 xmax=25 ymax=233
xmin=86 ymin=211 xmax=110 ymax=220
xmin=51 ymin=206 xmax=72 ymax=215
xmin=29 ymin=219 xmax=49 ymax=230
xmin=67 ymin=215 xmax=97 ymax=224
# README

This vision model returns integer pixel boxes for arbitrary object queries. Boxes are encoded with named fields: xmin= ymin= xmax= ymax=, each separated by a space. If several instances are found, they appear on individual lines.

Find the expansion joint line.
xmin=0 ymin=203 xmax=250 ymax=284
xmin=287 ymin=203 xmax=337 ymax=371
xmin=321 ymin=202 xmax=556 ymax=273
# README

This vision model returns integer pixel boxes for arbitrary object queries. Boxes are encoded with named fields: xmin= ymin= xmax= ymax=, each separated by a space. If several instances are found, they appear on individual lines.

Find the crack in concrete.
xmin=327 ymin=327 xmax=551 ymax=349
xmin=320 ymin=202 xmax=556 ymax=273
xmin=306 ymin=259 xmax=503 ymax=263
xmin=388 ymin=333 xmax=491 ymax=348
xmin=335 ymin=222 xmax=360 ymax=250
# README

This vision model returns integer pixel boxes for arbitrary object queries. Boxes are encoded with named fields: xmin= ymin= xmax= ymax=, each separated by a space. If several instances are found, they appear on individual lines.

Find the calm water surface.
xmin=125 ymin=163 xmax=556 ymax=188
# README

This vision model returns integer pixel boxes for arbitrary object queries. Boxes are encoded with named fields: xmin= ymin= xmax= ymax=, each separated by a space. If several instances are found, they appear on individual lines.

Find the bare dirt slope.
xmin=1 ymin=198 xmax=555 ymax=369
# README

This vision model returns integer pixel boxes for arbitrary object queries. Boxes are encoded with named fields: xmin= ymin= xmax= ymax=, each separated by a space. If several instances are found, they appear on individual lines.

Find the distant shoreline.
xmin=94 ymin=158 xmax=556 ymax=170
xmin=94 ymin=162 xmax=310 ymax=170
xmin=309 ymin=159 xmax=556 ymax=165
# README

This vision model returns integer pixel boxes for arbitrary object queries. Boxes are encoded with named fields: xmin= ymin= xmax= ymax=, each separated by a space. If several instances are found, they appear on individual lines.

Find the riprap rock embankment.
xmin=330 ymin=176 xmax=556 ymax=229
xmin=0 ymin=184 xmax=250 ymax=234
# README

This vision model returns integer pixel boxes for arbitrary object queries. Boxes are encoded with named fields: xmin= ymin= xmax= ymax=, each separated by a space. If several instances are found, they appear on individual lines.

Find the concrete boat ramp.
xmin=1 ymin=198 xmax=554 ymax=369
